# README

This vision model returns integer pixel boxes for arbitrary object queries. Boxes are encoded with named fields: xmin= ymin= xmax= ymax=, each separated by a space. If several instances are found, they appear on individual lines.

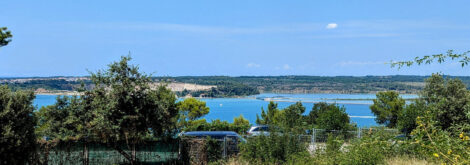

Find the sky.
xmin=1 ymin=0 xmax=470 ymax=77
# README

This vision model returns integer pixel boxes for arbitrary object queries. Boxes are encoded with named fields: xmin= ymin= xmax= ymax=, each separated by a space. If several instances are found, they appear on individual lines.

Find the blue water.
xmin=33 ymin=93 xmax=418 ymax=127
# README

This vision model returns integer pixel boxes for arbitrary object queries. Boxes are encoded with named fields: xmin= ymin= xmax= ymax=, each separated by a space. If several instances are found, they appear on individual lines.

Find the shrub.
xmin=239 ymin=132 xmax=306 ymax=164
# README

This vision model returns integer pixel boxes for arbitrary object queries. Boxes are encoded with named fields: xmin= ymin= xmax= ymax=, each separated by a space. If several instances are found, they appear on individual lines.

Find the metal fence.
xmin=34 ymin=141 xmax=179 ymax=165
xmin=311 ymin=128 xmax=399 ymax=144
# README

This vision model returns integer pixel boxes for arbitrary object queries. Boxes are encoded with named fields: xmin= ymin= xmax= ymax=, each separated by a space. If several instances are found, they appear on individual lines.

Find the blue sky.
xmin=1 ymin=0 xmax=470 ymax=77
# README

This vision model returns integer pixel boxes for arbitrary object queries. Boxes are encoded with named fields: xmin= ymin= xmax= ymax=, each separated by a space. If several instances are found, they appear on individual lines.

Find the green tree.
xmin=370 ymin=91 xmax=405 ymax=128
xmin=398 ymin=100 xmax=425 ymax=135
xmin=232 ymin=115 xmax=251 ymax=134
xmin=35 ymin=95 xmax=93 ymax=140
xmin=177 ymin=98 xmax=210 ymax=129
xmin=86 ymin=56 xmax=179 ymax=164
xmin=0 ymin=86 xmax=36 ymax=164
xmin=278 ymin=102 xmax=306 ymax=131
xmin=0 ymin=27 xmax=12 ymax=47
xmin=307 ymin=102 xmax=351 ymax=131
xmin=421 ymin=74 xmax=470 ymax=131
xmin=256 ymin=101 xmax=279 ymax=125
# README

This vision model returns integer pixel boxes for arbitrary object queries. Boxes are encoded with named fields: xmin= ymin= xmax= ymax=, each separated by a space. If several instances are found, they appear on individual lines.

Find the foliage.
xmin=86 ymin=56 xmax=179 ymax=143
xmin=398 ymin=100 xmax=425 ymax=135
xmin=255 ymin=101 xmax=279 ymax=125
xmin=183 ymin=115 xmax=251 ymax=135
xmin=176 ymin=81 xmax=260 ymax=98
xmin=35 ymin=95 xmax=92 ymax=140
xmin=206 ymin=137 xmax=223 ymax=163
xmin=421 ymin=74 xmax=470 ymax=131
xmin=277 ymin=102 xmax=306 ymax=131
xmin=307 ymin=102 xmax=352 ymax=131
xmin=239 ymin=132 xmax=306 ymax=164
xmin=0 ymin=27 xmax=12 ymax=47
xmin=232 ymin=115 xmax=251 ymax=135
xmin=407 ymin=111 xmax=470 ymax=164
xmin=177 ymin=98 xmax=210 ymax=128
xmin=391 ymin=49 xmax=470 ymax=68
xmin=370 ymin=91 xmax=406 ymax=128
xmin=34 ymin=56 xmax=180 ymax=164
xmin=0 ymin=85 xmax=36 ymax=164
xmin=158 ymin=75 xmax=446 ymax=94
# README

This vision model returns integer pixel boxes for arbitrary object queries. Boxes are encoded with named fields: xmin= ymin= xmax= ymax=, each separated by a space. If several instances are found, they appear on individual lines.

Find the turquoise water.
xmin=33 ymin=93 xmax=418 ymax=127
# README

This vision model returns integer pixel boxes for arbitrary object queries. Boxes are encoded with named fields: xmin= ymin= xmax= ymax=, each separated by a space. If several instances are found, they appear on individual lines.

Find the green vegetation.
xmin=0 ymin=27 xmax=12 ymax=47
xmin=256 ymin=101 xmax=355 ymax=133
xmin=175 ymin=81 xmax=260 ymax=97
xmin=182 ymin=116 xmax=251 ymax=135
xmin=0 ymin=86 xmax=36 ymax=164
xmin=160 ymin=75 xmax=470 ymax=94
xmin=239 ymin=131 xmax=306 ymax=164
xmin=35 ymin=56 xmax=180 ymax=164
xmin=370 ymin=91 xmax=405 ymax=128
xmin=307 ymin=102 xmax=352 ymax=131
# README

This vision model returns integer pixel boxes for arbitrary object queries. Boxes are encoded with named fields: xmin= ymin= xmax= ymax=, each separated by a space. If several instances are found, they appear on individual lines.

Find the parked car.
xmin=247 ymin=125 xmax=271 ymax=136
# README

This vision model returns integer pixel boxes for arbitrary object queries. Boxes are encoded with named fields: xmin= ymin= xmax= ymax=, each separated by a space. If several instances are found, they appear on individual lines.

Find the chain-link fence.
xmin=33 ymin=141 xmax=180 ymax=165
xmin=180 ymin=136 xmax=242 ymax=165
xmin=311 ymin=128 xmax=399 ymax=144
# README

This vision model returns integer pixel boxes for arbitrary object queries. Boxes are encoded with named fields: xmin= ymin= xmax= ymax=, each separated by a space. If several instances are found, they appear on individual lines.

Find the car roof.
xmin=181 ymin=131 xmax=239 ymax=136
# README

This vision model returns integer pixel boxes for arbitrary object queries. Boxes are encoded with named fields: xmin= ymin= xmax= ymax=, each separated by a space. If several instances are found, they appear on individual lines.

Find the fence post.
xmin=357 ymin=128 xmax=361 ymax=138
xmin=312 ymin=128 xmax=316 ymax=145
xmin=83 ymin=142 xmax=89 ymax=165
xmin=223 ymin=137 xmax=227 ymax=159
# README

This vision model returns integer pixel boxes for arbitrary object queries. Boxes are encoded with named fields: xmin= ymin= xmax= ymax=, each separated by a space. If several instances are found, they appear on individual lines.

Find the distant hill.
xmin=3 ymin=75 xmax=470 ymax=96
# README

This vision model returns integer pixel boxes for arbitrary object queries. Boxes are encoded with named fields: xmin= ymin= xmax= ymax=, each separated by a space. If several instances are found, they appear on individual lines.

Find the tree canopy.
xmin=0 ymin=86 xmax=36 ymax=164
xmin=0 ymin=27 xmax=12 ymax=47
xmin=256 ymin=101 xmax=279 ymax=125
xmin=370 ymin=91 xmax=405 ymax=128
xmin=307 ymin=102 xmax=351 ymax=131
xmin=34 ymin=56 xmax=180 ymax=164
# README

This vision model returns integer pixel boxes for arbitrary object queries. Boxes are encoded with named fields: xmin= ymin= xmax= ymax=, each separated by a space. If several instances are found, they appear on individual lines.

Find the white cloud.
xmin=283 ymin=64 xmax=291 ymax=70
xmin=326 ymin=23 xmax=338 ymax=29
xmin=246 ymin=62 xmax=261 ymax=68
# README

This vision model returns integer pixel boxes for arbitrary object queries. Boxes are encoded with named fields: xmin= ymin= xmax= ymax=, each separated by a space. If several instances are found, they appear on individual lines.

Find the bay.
xmin=33 ymin=93 xmax=418 ymax=127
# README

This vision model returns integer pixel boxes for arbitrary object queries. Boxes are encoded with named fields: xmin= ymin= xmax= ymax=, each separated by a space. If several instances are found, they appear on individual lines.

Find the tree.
xmin=398 ymin=100 xmax=425 ymax=135
xmin=0 ymin=86 xmax=36 ymax=164
xmin=370 ymin=91 xmax=405 ymax=128
xmin=177 ymin=98 xmax=210 ymax=129
xmin=256 ymin=101 xmax=279 ymax=125
xmin=278 ymin=102 xmax=305 ymax=131
xmin=307 ymin=102 xmax=351 ymax=131
xmin=86 ymin=56 xmax=179 ymax=164
xmin=0 ymin=27 xmax=12 ymax=47
xmin=421 ymin=74 xmax=470 ymax=131
xmin=232 ymin=115 xmax=251 ymax=134
xmin=35 ymin=95 xmax=93 ymax=141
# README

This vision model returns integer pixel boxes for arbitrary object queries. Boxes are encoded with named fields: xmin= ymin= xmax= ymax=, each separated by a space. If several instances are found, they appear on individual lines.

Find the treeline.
xmin=4 ymin=79 xmax=89 ymax=91
xmin=175 ymin=81 xmax=260 ymax=97
xmin=152 ymin=75 xmax=470 ymax=94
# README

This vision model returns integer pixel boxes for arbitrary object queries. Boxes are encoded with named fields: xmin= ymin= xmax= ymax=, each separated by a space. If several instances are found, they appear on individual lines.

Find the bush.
xmin=206 ymin=137 xmax=223 ymax=163
xmin=406 ymin=112 xmax=470 ymax=164
xmin=239 ymin=132 xmax=306 ymax=164
xmin=0 ymin=86 xmax=37 ymax=164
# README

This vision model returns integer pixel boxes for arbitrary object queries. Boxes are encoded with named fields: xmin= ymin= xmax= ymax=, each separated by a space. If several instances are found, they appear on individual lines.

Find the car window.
xmin=261 ymin=127 xmax=269 ymax=131
xmin=252 ymin=127 xmax=259 ymax=131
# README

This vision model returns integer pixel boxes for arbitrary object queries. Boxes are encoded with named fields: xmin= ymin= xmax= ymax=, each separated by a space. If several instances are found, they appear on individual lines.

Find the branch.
xmin=390 ymin=50 xmax=470 ymax=69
